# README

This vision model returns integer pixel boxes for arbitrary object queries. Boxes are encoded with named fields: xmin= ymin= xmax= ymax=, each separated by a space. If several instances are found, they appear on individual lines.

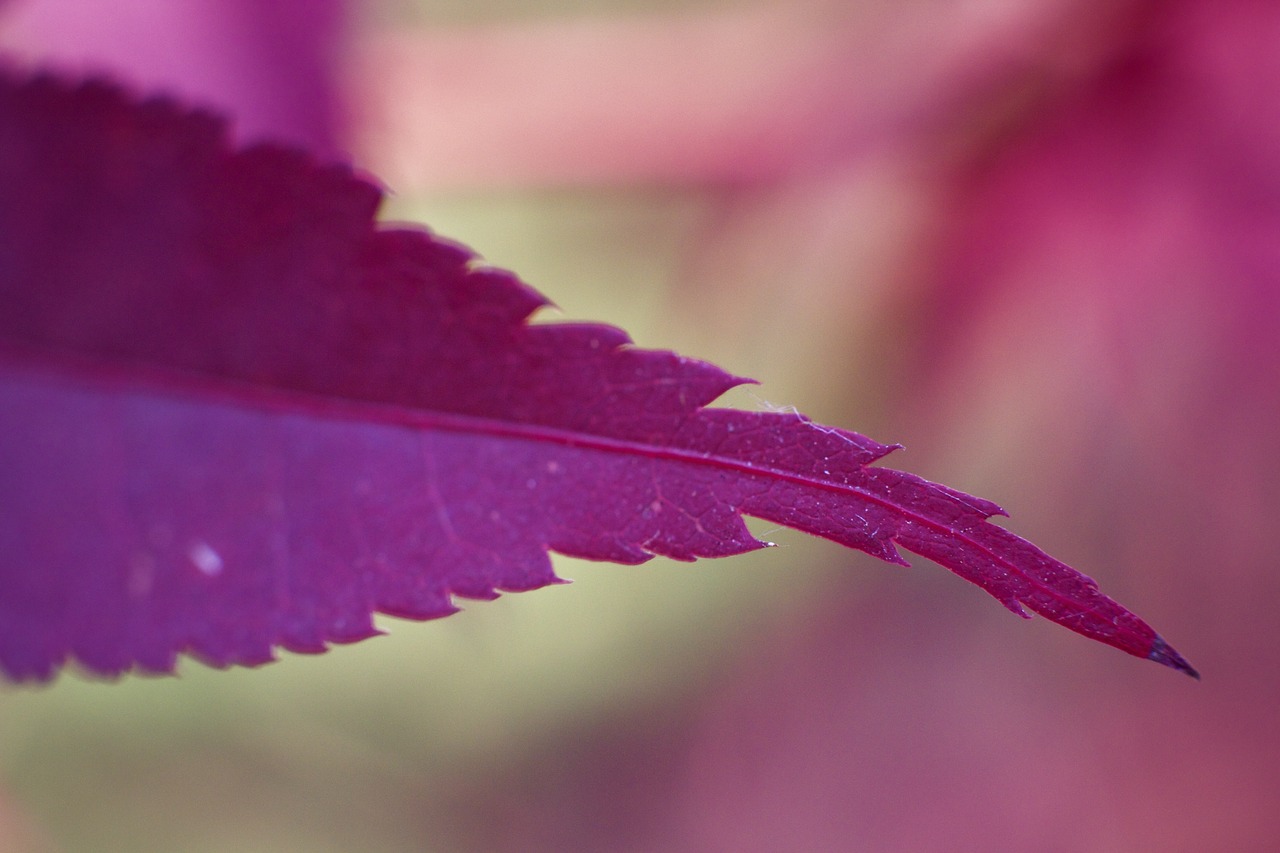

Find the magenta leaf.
xmin=0 ymin=70 xmax=1196 ymax=681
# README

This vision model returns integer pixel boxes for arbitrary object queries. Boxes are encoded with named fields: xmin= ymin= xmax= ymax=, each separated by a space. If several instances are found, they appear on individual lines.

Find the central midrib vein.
xmin=6 ymin=345 xmax=1084 ymax=614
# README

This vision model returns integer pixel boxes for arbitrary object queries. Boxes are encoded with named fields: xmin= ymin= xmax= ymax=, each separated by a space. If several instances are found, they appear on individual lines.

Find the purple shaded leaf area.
xmin=0 ymin=70 xmax=1196 ymax=680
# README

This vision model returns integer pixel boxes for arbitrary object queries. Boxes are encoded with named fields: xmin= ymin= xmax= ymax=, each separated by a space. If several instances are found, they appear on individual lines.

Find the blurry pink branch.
xmin=0 ymin=0 xmax=347 ymax=154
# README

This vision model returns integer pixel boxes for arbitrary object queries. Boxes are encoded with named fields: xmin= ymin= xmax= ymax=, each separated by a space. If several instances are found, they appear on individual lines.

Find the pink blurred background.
xmin=2 ymin=0 xmax=1276 ymax=850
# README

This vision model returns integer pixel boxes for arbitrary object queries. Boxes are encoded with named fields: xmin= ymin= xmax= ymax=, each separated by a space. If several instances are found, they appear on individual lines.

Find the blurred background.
xmin=1 ymin=0 xmax=1277 ymax=850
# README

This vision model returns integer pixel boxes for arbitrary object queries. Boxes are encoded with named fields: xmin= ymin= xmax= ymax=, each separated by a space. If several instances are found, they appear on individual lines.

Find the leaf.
xmin=0 ymin=70 xmax=1196 ymax=681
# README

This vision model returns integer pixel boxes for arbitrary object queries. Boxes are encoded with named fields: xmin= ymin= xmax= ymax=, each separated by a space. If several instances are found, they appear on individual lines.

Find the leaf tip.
xmin=1148 ymin=636 xmax=1200 ymax=679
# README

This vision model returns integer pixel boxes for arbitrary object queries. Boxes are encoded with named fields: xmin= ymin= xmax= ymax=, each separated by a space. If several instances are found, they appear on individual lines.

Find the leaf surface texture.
xmin=0 ymin=72 xmax=1196 ymax=680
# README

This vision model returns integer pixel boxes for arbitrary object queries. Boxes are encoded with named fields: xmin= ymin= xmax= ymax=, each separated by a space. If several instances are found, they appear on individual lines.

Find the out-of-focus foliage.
xmin=2 ymin=0 xmax=1275 ymax=850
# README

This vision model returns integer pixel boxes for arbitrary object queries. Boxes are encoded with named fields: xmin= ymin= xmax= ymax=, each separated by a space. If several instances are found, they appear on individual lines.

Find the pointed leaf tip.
xmin=1148 ymin=637 xmax=1200 ymax=679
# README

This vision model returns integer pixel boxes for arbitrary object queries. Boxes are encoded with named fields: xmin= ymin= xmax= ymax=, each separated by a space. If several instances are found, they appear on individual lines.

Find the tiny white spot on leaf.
xmin=188 ymin=541 xmax=223 ymax=577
